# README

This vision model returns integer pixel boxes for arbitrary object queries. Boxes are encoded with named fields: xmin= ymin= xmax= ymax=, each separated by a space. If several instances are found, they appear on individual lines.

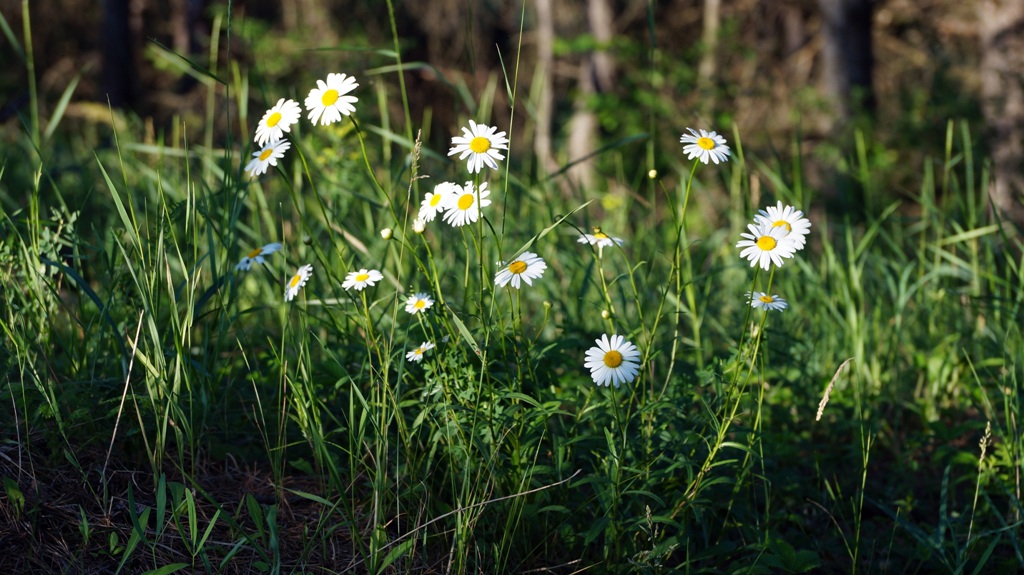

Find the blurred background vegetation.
xmin=2 ymin=0 xmax=1020 ymax=223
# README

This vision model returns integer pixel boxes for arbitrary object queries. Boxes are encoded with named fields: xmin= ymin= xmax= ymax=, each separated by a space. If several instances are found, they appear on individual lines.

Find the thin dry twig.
xmin=103 ymin=309 xmax=145 ymax=480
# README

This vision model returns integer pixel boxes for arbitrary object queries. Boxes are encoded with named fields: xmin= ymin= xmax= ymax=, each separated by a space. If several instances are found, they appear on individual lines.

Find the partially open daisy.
xmin=736 ymin=223 xmax=799 ymax=271
xmin=406 ymin=341 xmax=435 ymax=363
xmin=443 ymin=182 xmax=491 ymax=227
xmin=753 ymin=201 xmax=812 ymax=250
xmin=680 ymin=128 xmax=731 ymax=165
xmin=494 ymin=251 xmax=547 ymax=289
xmin=577 ymin=227 xmax=625 ymax=251
xmin=304 ymin=73 xmax=359 ymax=126
xmin=448 ymin=120 xmax=509 ymax=174
xmin=285 ymin=264 xmax=313 ymax=302
xmin=745 ymin=291 xmax=788 ymax=312
xmin=245 ymin=139 xmax=291 ymax=177
xmin=419 ymin=182 xmax=460 ymax=222
xmin=236 ymin=242 xmax=282 ymax=271
xmin=254 ymin=98 xmax=301 ymax=146
xmin=404 ymin=292 xmax=434 ymax=314
xmin=342 ymin=268 xmax=383 ymax=291
xmin=584 ymin=334 xmax=641 ymax=388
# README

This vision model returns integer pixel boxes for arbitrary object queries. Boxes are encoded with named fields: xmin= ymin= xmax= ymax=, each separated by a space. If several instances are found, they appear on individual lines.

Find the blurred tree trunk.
xmin=282 ymin=0 xmax=335 ymax=44
xmin=696 ymin=0 xmax=720 ymax=118
xmin=534 ymin=0 xmax=557 ymax=176
xmin=566 ymin=0 xmax=616 ymax=190
xmin=102 ymin=0 xmax=140 ymax=108
xmin=817 ymin=0 xmax=874 ymax=122
xmin=979 ymin=0 xmax=1024 ymax=227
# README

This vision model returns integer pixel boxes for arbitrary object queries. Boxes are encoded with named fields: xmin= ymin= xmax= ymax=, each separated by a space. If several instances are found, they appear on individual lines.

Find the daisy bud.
xmin=601 ymin=309 xmax=612 ymax=319
xmin=380 ymin=228 xmax=393 ymax=240
xmin=412 ymin=218 xmax=426 ymax=234
xmin=648 ymin=169 xmax=657 ymax=179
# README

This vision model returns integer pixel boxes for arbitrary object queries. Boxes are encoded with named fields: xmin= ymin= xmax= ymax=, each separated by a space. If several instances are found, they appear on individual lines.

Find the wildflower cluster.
xmin=235 ymin=64 xmax=809 ymax=390
xmin=244 ymin=73 xmax=359 ymax=178
xmin=735 ymin=201 xmax=812 ymax=312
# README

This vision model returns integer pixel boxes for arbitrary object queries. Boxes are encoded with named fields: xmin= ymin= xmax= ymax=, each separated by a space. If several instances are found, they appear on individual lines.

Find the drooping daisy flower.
xmin=448 ymin=120 xmax=509 ymax=174
xmin=285 ymin=264 xmax=313 ymax=302
xmin=753 ymin=201 xmax=812 ymax=250
xmin=254 ymin=98 xmax=301 ymax=146
xmin=304 ymin=73 xmax=359 ymax=126
xmin=404 ymin=292 xmax=434 ymax=314
xmin=584 ymin=334 xmax=641 ymax=388
xmin=745 ymin=291 xmax=788 ymax=312
xmin=342 ymin=268 xmax=383 ymax=291
xmin=494 ymin=252 xmax=547 ymax=289
xmin=577 ymin=228 xmax=625 ymax=249
xmin=443 ymin=182 xmax=491 ymax=227
xmin=680 ymin=128 xmax=731 ymax=165
xmin=419 ymin=182 xmax=460 ymax=222
xmin=736 ymin=223 xmax=799 ymax=271
xmin=412 ymin=218 xmax=426 ymax=234
xmin=235 ymin=242 xmax=282 ymax=271
xmin=406 ymin=341 xmax=435 ymax=363
xmin=245 ymin=139 xmax=291 ymax=177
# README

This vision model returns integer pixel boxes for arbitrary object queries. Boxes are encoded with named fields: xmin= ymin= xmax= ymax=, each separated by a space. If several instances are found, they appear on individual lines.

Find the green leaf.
xmin=376 ymin=539 xmax=415 ymax=575
xmin=142 ymin=563 xmax=189 ymax=575
xmin=43 ymin=73 xmax=80 ymax=143
xmin=2 ymin=477 xmax=24 ymax=516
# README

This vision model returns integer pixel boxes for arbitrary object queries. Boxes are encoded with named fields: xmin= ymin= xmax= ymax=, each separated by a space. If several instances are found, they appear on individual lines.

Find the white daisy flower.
xmin=404 ymin=292 xmax=434 ymax=314
xmin=235 ymin=242 xmax=282 ymax=271
xmin=342 ymin=268 xmax=383 ymax=291
xmin=577 ymin=228 xmax=625 ymax=249
xmin=494 ymin=252 xmax=547 ymax=289
xmin=406 ymin=341 xmax=435 ymax=363
xmin=419 ymin=181 xmax=460 ymax=222
xmin=443 ymin=182 xmax=491 ymax=227
xmin=753 ymin=201 xmax=812 ymax=250
xmin=584 ymin=334 xmax=641 ymax=388
xmin=285 ymin=264 xmax=313 ymax=302
xmin=447 ymin=120 xmax=509 ymax=174
xmin=245 ymin=139 xmax=291 ymax=177
xmin=745 ymin=291 xmax=788 ymax=312
xmin=736 ymin=223 xmax=799 ymax=271
xmin=304 ymin=73 xmax=359 ymax=126
xmin=254 ymin=98 xmax=301 ymax=146
xmin=680 ymin=128 xmax=731 ymax=165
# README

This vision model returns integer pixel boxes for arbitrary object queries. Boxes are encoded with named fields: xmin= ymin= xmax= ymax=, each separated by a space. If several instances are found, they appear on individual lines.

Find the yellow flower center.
xmin=756 ymin=235 xmax=777 ymax=251
xmin=430 ymin=193 xmax=444 ymax=207
xmin=509 ymin=260 xmax=528 ymax=275
xmin=259 ymin=148 xmax=274 ymax=161
xmin=594 ymin=232 xmax=608 ymax=239
xmin=247 ymin=247 xmax=264 ymax=258
xmin=457 ymin=194 xmax=475 ymax=210
xmin=266 ymin=111 xmax=282 ymax=127
xmin=698 ymin=137 xmax=715 ymax=150
xmin=603 ymin=350 xmax=623 ymax=368
xmin=321 ymin=89 xmax=339 ymax=106
xmin=772 ymin=220 xmax=792 ymax=232
xmin=289 ymin=274 xmax=302 ymax=288
xmin=414 ymin=300 xmax=426 ymax=308
xmin=355 ymin=273 xmax=369 ymax=282
xmin=469 ymin=136 xmax=491 ymax=154
xmin=759 ymin=294 xmax=774 ymax=303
